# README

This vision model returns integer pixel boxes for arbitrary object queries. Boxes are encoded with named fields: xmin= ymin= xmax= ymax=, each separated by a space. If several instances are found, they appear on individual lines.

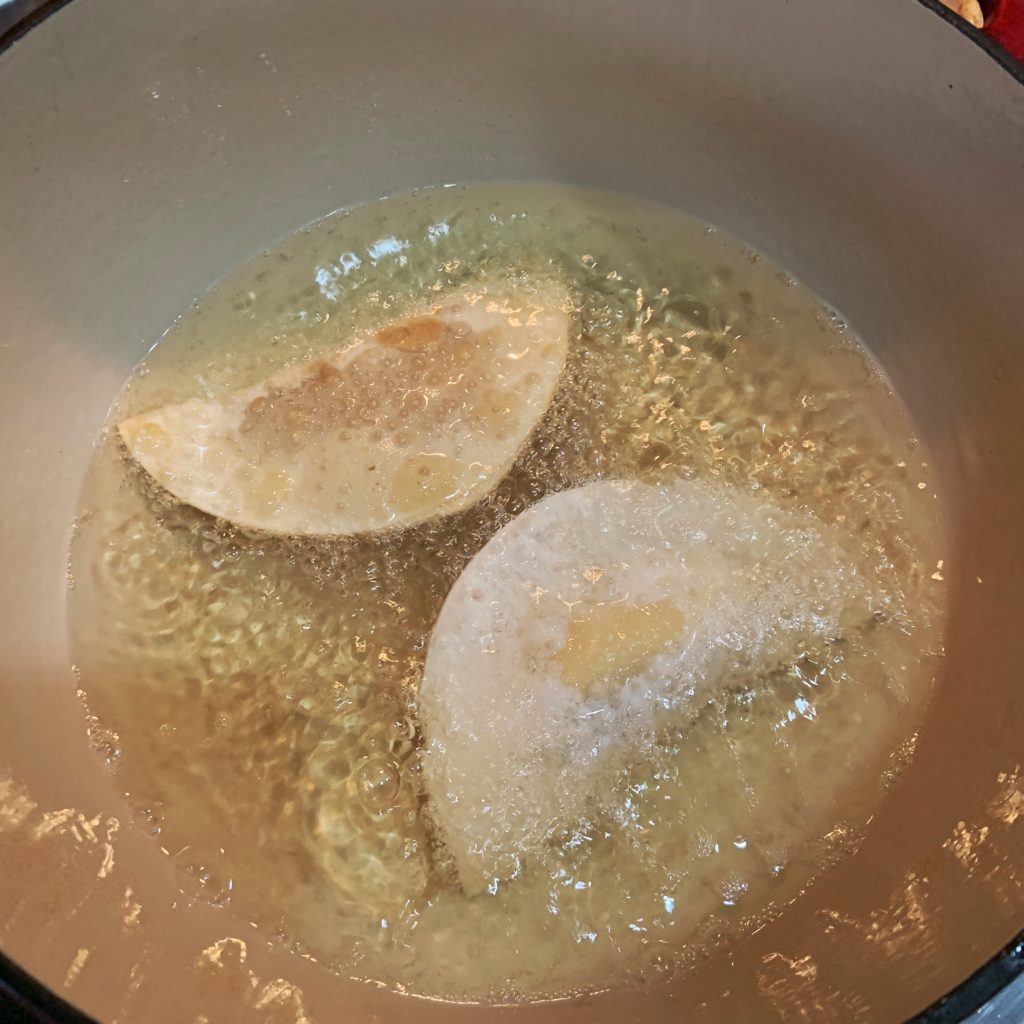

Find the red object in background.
xmin=983 ymin=0 xmax=1024 ymax=61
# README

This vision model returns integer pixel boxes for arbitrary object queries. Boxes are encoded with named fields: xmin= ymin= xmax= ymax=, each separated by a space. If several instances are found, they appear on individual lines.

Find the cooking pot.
xmin=1 ymin=0 xmax=1022 ymax=1021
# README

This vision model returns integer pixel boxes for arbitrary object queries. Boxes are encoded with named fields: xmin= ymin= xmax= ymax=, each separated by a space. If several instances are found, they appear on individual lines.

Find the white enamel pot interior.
xmin=0 ymin=0 xmax=1023 ymax=1021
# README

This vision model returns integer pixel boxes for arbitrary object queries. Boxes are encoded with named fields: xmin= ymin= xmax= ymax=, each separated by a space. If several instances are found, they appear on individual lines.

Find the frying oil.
xmin=67 ymin=183 xmax=946 ymax=1000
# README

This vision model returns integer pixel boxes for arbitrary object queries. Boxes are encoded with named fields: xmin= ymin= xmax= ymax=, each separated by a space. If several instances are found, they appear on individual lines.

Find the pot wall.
xmin=0 ymin=1 xmax=1022 ymax=1020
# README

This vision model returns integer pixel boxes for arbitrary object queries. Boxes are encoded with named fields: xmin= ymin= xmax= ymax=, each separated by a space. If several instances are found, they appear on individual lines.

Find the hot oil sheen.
xmin=67 ymin=183 xmax=947 ymax=1000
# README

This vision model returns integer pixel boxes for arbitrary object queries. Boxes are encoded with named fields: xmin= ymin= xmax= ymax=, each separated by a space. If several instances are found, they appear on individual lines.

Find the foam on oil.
xmin=67 ymin=183 xmax=947 ymax=1000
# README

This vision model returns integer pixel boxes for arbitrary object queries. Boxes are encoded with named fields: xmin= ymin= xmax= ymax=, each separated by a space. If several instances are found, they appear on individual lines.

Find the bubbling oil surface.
xmin=68 ymin=183 xmax=947 ymax=1000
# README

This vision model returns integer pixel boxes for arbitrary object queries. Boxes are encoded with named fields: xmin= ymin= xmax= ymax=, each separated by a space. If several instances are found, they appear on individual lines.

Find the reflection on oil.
xmin=122 ymin=886 xmax=143 ymax=930
xmin=63 ymin=948 xmax=90 ymax=990
xmin=30 ymin=807 xmax=120 ymax=879
xmin=823 ymin=871 xmax=934 ymax=961
xmin=0 ymin=768 xmax=315 ymax=1022
xmin=990 ymin=768 xmax=1024 ymax=826
xmin=0 ymin=752 xmax=1021 ymax=1014
xmin=0 ymin=776 xmax=36 ymax=833
xmin=196 ymin=938 xmax=312 ymax=1024
xmin=757 ymin=950 xmax=874 ymax=1023
xmin=944 ymin=821 xmax=992 ymax=871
